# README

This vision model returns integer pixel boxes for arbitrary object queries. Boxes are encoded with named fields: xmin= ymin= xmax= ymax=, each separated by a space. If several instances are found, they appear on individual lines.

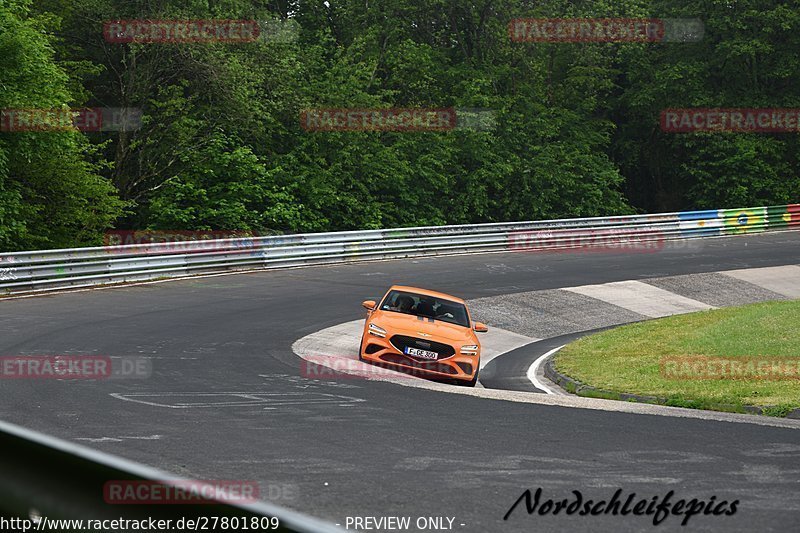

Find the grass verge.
xmin=555 ymin=300 xmax=800 ymax=415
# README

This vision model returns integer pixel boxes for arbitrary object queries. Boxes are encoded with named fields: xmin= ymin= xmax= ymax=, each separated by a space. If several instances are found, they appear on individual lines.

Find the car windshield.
xmin=379 ymin=290 xmax=470 ymax=328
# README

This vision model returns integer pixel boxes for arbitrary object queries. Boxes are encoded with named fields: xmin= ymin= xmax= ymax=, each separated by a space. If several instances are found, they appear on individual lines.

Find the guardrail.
xmin=0 ymin=419 xmax=341 ymax=531
xmin=0 ymin=204 xmax=798 ymax=295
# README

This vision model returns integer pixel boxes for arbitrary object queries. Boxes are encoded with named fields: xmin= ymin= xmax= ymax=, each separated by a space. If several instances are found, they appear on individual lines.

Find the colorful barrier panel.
xmin=720 ymin=207 xmax=767 ymax=234
xmin=767 ymin=204 xmax=800 ymax=227
xmin=791 ymin=204 xmax=800 ymax=226
xmin=678 ymin=210 xmax=722 ymax=236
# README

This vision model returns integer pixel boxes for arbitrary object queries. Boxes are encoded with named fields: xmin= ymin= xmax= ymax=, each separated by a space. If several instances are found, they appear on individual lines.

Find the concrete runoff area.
xmin=643 ymin=272 xmax=788 ymax=308
xmin=562 ymin=280 xmax=715 ymax=318
xmin=468 ymin=289 xmax=646 ymax=339
xmin=721 ymin=265 xmax=800 ymax=298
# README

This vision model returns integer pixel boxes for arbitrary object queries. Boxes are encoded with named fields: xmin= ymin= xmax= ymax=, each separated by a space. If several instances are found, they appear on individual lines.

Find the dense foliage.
xmin=1 ymin=0 xmax=798 ymax=250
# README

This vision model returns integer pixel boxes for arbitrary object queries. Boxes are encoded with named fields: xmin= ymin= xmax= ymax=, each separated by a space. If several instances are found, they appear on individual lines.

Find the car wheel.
xmin=358 ymin=334 xmax=365 ymax=362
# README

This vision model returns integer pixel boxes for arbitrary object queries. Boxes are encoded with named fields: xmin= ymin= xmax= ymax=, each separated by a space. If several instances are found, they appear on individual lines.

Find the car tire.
xmin=358 ymin=334 xmax=365 ymax=362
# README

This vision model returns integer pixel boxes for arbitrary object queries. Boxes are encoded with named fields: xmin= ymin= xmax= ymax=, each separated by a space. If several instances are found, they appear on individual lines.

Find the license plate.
xmin=405 ymin=347 xmax=438 ymax=360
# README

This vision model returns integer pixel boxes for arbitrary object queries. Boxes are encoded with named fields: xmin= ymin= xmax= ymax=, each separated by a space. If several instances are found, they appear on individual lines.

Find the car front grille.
xmin=378 ymin=353 xmax=458 ymax=375
xmin=389 ymin=335 xmax=456 ymax=360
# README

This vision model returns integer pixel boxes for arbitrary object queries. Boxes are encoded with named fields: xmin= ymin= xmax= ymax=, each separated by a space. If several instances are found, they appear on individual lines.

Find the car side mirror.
xmin=362 ymin=300 xmax=377 ymax=310
xmin=473 ymin=322 xmax=488 ymax=333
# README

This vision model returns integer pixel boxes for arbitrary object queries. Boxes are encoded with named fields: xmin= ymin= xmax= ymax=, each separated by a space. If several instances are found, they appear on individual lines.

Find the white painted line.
xmin=109 ymin=391 xmax=365 ymax=408
xmin=75 ymin=435 xmax=162 ymax=443
xmin=563 ymin=280 xmax=715 ymax=318
xmin=721 ymin=265 xmax=800 ymax=298
xmin=527 ymin=345 xmax=564 ymax=394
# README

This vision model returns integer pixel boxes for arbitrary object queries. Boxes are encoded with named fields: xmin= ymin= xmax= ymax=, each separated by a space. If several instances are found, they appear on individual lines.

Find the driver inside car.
xmin=389 ymin=295 xmax=414 ymax=313
xmin=415 ymin=298 xmax=436 ymax=317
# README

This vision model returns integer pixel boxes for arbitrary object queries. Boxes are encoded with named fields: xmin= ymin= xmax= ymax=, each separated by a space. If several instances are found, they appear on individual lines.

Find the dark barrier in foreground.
xmin=0 ymin=419 xmax=341 ymax=532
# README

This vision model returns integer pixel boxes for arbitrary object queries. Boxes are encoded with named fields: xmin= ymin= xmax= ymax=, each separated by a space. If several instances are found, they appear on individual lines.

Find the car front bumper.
xmin=360 ymin=335 xmax=478 ymax=381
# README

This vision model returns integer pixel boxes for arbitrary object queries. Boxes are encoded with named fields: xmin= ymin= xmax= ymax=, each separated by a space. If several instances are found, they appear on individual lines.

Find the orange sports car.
xmin=358 ymin=286 xmax=488 ymax=386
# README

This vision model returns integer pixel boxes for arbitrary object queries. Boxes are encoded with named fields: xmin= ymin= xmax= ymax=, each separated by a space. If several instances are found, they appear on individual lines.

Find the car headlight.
xmin=460 ymin=344 xmax=479 ymax=355
xmin=368 ymin=323 xmax=387 ymax=338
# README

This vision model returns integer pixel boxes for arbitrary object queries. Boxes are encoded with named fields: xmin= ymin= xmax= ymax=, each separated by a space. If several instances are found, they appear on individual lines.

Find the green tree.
xmin=0 ymin=0 xmax=123 ymax=250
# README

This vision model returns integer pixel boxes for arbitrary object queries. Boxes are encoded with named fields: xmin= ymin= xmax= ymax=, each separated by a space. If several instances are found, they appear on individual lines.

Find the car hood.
xmin=372 ymin=311 xmax=475 ymax=343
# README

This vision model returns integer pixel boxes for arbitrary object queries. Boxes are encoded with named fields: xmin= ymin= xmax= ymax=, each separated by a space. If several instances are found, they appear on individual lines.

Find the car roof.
xmin=388 ymin=285 xmax=466 ymax=304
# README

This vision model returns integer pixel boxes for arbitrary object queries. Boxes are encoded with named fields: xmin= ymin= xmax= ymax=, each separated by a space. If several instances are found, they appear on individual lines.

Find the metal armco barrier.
xmin=0 ymin=204 xmax=798 ymax=295
xmin=0 ymin=419 xmax=342 ymax=532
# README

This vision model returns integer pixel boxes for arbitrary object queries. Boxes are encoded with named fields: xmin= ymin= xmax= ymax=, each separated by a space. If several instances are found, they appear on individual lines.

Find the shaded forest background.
xmin=1 ymin=0 xmax=799 ymax=250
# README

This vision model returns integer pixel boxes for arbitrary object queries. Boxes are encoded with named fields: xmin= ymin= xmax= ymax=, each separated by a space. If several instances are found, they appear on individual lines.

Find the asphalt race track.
xmin=1 ymin=231 xmax=799 ymax=532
